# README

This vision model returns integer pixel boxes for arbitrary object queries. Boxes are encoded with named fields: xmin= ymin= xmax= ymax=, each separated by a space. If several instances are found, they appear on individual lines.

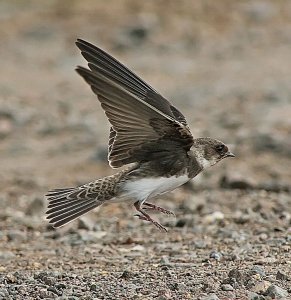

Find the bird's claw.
xmin=134 ymin=213 xmax=168 ymax=232
xmin=143 ymin=202 xmax=175 ymax=217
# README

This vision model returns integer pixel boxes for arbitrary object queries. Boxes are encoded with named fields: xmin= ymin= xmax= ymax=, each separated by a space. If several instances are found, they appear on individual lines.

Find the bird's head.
xmin=190 ymin=137 xmax=235 ymax=169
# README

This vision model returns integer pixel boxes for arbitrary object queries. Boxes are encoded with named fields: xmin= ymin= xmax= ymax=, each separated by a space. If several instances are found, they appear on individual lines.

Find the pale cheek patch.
xmin=196 ymin=157 xmax=212 ymax=169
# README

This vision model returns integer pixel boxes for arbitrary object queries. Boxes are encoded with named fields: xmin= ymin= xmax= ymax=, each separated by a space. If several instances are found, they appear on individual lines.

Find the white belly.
xmin=121 ymin=175 xmax=189 ymax=201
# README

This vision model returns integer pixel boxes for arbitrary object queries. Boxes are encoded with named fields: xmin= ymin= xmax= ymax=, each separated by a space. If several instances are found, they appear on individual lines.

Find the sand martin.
xmin=46 ymin=39 xmax=235 ymax=232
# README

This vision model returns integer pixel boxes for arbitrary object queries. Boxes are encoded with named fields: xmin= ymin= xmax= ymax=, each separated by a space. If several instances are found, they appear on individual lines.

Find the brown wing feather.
xmin=76 ymin=39 xmax=190 ymax=153
xmin=76 ymin=66 xmax=193 ymax=168
xmin=75 ymin=41 xmax=194 ymax=168
xmin=76 ymin=39 xmax=158 ymax=98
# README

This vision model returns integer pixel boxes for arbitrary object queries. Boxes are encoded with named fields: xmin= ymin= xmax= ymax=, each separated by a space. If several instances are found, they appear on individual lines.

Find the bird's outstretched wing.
xmin=76 ymin=39 xmax=193 ymax=168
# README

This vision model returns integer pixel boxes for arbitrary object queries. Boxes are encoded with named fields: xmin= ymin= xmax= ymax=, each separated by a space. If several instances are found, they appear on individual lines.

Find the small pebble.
xmin=119 ymin=270 xmax=134 ymax=280
xmin=90 ymin=283 xmax=98 ymax=291
xmin=131 ymin=245 xmax=145 ymax=252
xmin=0 ymin=251 xmax=15 ymax=259
xmin=265 ymin=285 xmax=288 ymax=299
xmin=200 ymin=294 xmax=220 ymax=300
xmin=209 ymin=251 xmax=223 ymax=261
xmin=160 ymin=256 xmax=171 ymax=265
xmin=221 ymin=284 xmax=234 ymax=291
xmin=157 ymin=289 xmax=172 ymax=300
xmin=42 ymin=276 xmax=56 ymax=286
xmin=276 ymin=270 xmax=289 ymax=281
xmin=7 ymin=230 xmax=26 ymax=242
xmin=251 ymin=281 xmax=271 ymax=294
xmin=25 ymin=197 xmax=44 ymax=216
xmin=204 ymin=211 xmax=224 ymax=224
xmin=77 ymin=217 xmax=95 ymax=231
xmin=175 ymin=218 xmax=188 ymax=227
xmin=0 ymin=288 xmax=9 ymax=298
xmin=248 ymin=292 xmax=265 ymax=300
xmin=6 ymin=273 xmax=17 ymax=283
xmin=249 ymin=265 xmax=266 ymax=277
xmin=228 ymin=269 xmax=244 ymax=280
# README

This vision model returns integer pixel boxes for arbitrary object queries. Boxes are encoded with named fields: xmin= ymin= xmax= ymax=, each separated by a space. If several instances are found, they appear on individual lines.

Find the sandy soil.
xmin=0 ymin=1 xmax=291 ymax=299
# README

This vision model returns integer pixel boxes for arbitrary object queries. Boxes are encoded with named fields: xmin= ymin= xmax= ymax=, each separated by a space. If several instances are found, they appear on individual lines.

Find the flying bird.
xmin=46 ymin=39 xmax=235 ymax=232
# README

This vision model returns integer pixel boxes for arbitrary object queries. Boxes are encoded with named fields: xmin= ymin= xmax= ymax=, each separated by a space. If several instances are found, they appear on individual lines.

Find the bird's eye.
xmin=215 ymin=144 xmax=226 ymax=153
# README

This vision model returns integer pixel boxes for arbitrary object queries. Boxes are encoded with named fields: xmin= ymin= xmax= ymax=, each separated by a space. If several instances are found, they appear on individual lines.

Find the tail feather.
xmin=50 ymin=202 xmax=99 ymax=228
xmin=47 ymin=199 xmax=96 ymax=217
xmin=48 ymin=200 xmax=98 ymax=225
xmin=45 ymin=187 xmax=102 ymax=228
xmin=45 ymin=171 xmax=127 ymax=227
xmin=47 ymin=198 xmax=85 ymax=210
xmin=46 ymin=188 xmax=76 ymax=198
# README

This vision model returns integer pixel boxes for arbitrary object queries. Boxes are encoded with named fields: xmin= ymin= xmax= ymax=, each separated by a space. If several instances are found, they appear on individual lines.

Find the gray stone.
xmin=265 ymin=285 xmax=288 ymax=299
xmin=194 ymin=240 xmax=208 ymax=249
xmin=248 ymin=292 xmax=266 ymax=300
xmin=266 ymin=238 xmax=286 ymax=246
xmin=0 ymin=251 xmax=15 ymax=259
xmin=221 ymin=284 xmax=234 ymax=291
xmin=42 ymin=276 xmax=56 ymax=286
xmin=5 ymin=273 xmax=17 ymax=283
xmin=25 ymin=197 xmax=44 ymax=216
xmin=175 ymin=218 xmax=188 ymax=228
xmin=252 ymin=281 xmax=271 ymax=294
xmin=203 ymin=211 xmax=224 ymax=224
xmin=157 ymin=288 xmax=173 ymax=300
xmin=200 ymin=294 xmax=220 ymax=300
xmin=119 ymin=270 xmax=134 ymax=280
xmin=227 ymin=269 xmax=245 ymax=285
xmin=78 ymin=230 xmax=107 ymax=243
xmin=276 ymin=270 xmax=289 ymax=281
xmin=176 ymin=282 xmax=187 ymax=292
xmin=7 ymin=230 xmax=26 ymax=242
xmin=209 ymin=250 xmax=223 ymax=261
xmin=220 ymin=174 xmax=254 ymax=190
xmin=90 ymin=283 xmax=98 ymax=291
xmin=0 ymin=288 xmax=9 ymax=298
xmin=250 ymin=265 xmax=266 ymax=277
xmin=77 ymin=216 xmax=95 ymax=231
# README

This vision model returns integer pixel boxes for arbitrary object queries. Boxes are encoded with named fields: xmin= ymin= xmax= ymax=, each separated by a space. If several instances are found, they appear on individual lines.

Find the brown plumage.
xmin=45 ymin=39 xmax=235 ymax=231
xmin=46 ymin=168 xmax=130 ymax=227
xmin=75 ymin=39 xmax=193 ymax=169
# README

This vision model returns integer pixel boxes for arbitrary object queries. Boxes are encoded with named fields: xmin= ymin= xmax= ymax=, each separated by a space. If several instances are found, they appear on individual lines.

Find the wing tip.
xmin=75 ymin=38 xmax=86 ymax=47
xmin=75 ymin=66 xmax=92 ymax=79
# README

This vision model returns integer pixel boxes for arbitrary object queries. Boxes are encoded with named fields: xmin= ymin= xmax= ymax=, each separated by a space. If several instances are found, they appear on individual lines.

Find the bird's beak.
xmin=225 ymin=151 xmax=235 ymax=158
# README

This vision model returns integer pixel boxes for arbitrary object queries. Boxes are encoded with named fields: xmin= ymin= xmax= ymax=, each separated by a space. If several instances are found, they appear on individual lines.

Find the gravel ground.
xmin=0 ymin=1 xmax=291 ymax=299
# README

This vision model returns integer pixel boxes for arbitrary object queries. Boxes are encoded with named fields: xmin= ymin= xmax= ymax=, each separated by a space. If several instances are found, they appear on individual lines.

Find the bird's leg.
xmin=142 ymin=202 xmax=175 ymax=216
xmin=133 ymin=201 xmax=167 ymax=232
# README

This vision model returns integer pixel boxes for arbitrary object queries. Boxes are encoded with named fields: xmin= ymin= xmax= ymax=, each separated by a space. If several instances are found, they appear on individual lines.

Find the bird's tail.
xmin=45 ymin=185 xmax=103 ymax=228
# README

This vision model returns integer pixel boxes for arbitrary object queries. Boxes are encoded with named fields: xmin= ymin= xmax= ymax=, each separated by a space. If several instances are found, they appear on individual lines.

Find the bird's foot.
xmin=143 ymin=202 xmax=175 ymax=217
xmin=134 ymin=201 xmax=168 ymax=232
xmin=134 ymin=213 xmax=168 ymax=232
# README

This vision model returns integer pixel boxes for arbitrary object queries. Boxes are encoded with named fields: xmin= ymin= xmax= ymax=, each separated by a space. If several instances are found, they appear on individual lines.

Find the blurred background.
xmin=1 ymin=0 xmax=291 ymax=193
xmin=0 ymin=1 xmax=291 ymax=298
